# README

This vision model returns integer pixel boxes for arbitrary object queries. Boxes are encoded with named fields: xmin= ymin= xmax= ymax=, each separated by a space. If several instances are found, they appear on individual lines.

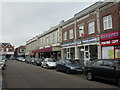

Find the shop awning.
xmin=32 ymin=46 xmax=61 ymax=53
xmin=32 ymin=47 xmax=52 ymax=53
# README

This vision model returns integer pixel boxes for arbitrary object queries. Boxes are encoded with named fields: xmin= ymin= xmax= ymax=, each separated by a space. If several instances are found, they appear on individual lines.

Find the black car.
xmin=33 ymin=58 xmax=43 ymax=66
xmin=25 ymin=59 xmax=31 ymax=64
xmin=83 ymin=59 xmax=120 ymax=87
xmin=56 ymin=59 xmax=83 ymax=74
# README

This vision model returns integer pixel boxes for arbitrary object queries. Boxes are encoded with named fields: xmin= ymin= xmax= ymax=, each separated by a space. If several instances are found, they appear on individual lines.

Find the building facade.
xmin=25 ymin=36 xmax=38 ymax=60
xmin=26 ymin=21 xmax=64 ymax=60
xmin=61 ymin=1 xmax=120 ymax=65
xmin=25 ymin=1 xmax=120 ymax=65
xmin=99 ymin=2 xmax=120 ymax=59
xmin=0 ymin=43 xmax=14 ymax=59
xmin=14 ymin=45 xmax=26 ymax=59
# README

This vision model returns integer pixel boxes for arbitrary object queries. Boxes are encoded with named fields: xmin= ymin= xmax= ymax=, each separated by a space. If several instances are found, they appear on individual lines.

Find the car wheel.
xmin=66 ymin=69 xmax=70 ymax=74
xmin=46 ymin=64 xmax=49 ymax=69
xmin=2 ymin=67 xmax=5 ymax=70
xmin=118 ymin=78 xmax=120 ymax=87
xmin=86 ymin=71 xmax=94 ymax=81
xmin=56 ymin=67 xmax=59 ymax=71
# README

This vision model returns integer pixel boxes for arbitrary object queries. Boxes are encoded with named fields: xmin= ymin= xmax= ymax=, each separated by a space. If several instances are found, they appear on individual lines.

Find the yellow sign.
xmin=108 ymin=50 xmax=114 ymax=59
xmin=115 ymin=49 xmax=120 ymax=58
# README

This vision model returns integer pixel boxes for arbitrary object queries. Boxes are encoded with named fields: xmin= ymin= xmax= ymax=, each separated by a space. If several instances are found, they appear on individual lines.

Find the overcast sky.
xmin=0 ymin=1 xmax=99 ymax=48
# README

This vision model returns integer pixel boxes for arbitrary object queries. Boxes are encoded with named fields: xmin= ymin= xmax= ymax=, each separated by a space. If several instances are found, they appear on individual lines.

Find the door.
xmin=92 ymin=60 xmax=104 ymax=78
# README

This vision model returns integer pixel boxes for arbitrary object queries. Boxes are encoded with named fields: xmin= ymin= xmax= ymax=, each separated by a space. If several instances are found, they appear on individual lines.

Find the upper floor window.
xmin=20 ymin=49 xmax=24 ymax=52
xmin=78 ymin=25 xmax=84 ymax=37
xmin=6 ymin=48 xmax=9 ymax=52
xmin=103 ymin=15 xmax=112 ymax=30
xmin=69 ymin=29 xmax=73 ymax=39
xmin=88 ymin=21 xmax=95 ymax=34
xmin=64 ymin=32 xmax=67 ymax=41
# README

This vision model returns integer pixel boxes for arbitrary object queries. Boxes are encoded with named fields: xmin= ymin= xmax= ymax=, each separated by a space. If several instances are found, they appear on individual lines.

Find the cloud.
xmin=1 ymin=2 xmax=97 ymax=47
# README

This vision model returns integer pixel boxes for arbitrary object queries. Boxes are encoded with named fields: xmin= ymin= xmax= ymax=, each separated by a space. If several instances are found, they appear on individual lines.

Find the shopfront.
xmin=76 ymin=37 xmax=99 ymax=65
xmin=32 ymin=46 xmax=61 ymax=60
xmin=61 ymin=41 xmax=75 ymax=60
xmin=100 ymin=31 xmax=120 ymax=59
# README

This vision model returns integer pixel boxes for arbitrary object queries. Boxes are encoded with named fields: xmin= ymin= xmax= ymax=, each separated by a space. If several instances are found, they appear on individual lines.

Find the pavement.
xmin=0 ymin=70 xmax=2 ymax=90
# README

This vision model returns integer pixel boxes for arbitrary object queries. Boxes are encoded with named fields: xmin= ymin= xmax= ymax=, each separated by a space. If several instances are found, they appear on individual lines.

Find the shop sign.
xmin=61 ymin=42 xmax=76 ymax=47
xmin=100 ymin=31 xmax=120 ymax=41
xmin=76 ymin=40 xmax=82 ymax=45
xmin=82 ymin=38 xmax=98 ymax=44
xmin=101 ymin=39 xmax=120 ymax=46
xmin=52 ymin=47 xmax=61 ymax=51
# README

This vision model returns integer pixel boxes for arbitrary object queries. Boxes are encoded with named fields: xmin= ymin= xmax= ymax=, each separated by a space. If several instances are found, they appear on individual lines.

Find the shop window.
xmin=85 ymin=46 xmax=88 ymax=51
xmin=85 ymin=52 xmax=89 ymax=58
xmin=67 ymin=48 xmax=70 ymax=59
xmin=88 ymin=21 xmax=95 ymax=34
xmin=115 ymin=49 xmax=120 ymax=59
xmin=102 ymin=46 xmax=114 ymax=59
xmin=103 ymin=15 xmax=112 ymax=30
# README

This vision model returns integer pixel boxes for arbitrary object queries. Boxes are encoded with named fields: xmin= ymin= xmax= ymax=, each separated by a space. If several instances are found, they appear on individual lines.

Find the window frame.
xmin=88 ymin=21 xmax=95 ymax=34
xmin=69 ymin=29 xmax=74 ymax=39
xmin=63 ymin=32 xmax=67 ymax=41
xmin=78 ymin=25 xmax=84 ymax=37
xmin=103 ymin=14 xmax=112 ymax=30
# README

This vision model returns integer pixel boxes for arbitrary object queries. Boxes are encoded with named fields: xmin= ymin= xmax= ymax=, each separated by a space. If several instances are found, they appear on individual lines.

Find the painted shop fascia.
xmin=100 ymin=30 xmax=120 ymax=59
xmin=61 ymin=37 xmax=99 ymax=47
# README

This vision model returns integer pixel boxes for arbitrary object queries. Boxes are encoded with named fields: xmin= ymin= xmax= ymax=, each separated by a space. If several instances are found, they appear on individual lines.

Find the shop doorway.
xmin=89 ymin=45 xmax=98 ymax=61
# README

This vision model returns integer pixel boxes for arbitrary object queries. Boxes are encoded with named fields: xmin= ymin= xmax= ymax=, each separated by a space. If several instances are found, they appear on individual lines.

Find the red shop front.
xmin=100 ymin=31 xmax=120 ymax=59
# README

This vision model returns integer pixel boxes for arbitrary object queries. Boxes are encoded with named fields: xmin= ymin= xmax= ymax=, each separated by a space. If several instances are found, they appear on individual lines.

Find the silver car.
xmin=0 ymin=56 xmax=6 ymax=70
xmin=41 ymin=58 xmax=56 ymax=68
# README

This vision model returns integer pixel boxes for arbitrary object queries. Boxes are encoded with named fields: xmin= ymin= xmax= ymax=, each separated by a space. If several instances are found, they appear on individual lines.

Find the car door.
xmin=42 ymin=59 xmax=47 ymax=67
xmin=59 ymin=60 xmax=66 ymax=71
xmin=102 ymin=60 xmax=118 ymax=80
xmin=57 ymin=60 xmax=63 ymax=70
xmin=92 ymin=60 xmax=104 ymax=78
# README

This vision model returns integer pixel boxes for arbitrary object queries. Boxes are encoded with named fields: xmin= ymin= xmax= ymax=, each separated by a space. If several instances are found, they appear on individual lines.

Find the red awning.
xmin=32 ymin=47 xmax=52 ymax=53
xmin=29 ymin=52 xmax=34 ymax=56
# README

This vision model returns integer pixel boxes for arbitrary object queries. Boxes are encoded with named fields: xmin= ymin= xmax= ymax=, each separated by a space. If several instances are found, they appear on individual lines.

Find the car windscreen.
xmin=37 ymin=59 xmax=42 ymax=61
xmin=65 ymin=60 xmax=72 ymax=64
xmin=48 ymin=58 xmax=56 ymax=62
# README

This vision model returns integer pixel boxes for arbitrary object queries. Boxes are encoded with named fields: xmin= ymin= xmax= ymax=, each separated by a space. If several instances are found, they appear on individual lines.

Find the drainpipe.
xmin=74 ymin=19 xmax=79 ymax=60
xmin=96 ymin=8 xmax=101 ymax=59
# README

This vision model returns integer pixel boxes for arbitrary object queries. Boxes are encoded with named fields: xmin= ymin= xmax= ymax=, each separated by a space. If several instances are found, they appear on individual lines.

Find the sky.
xmin=0 ymin=0 xmax=100 ymax=48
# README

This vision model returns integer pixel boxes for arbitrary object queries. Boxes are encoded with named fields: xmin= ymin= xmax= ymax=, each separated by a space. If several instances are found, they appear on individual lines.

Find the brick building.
xmin=25 ymin=1 xmax=120 ymax=65
xmin=0 ymin=42 xmax=14 ymax=59
xmin=61 ymin=1 xmax=120 ymax=65
xmin=14 ymin=45 xmax=26 ymax=59
xmin=99 ymin=2 xmax=120 ymax=59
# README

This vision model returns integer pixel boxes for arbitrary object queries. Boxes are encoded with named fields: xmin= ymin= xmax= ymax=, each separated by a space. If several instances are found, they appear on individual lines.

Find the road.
xmin=2 ymin=60 xmax=119 ymax=88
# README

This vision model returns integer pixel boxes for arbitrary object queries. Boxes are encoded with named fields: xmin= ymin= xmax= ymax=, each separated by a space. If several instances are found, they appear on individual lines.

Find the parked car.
xmin=25 ymin=58 xmax=31 ymax=64
xmin=30 ymin=58 xmax=35 ymax=64
xmin=0 ymin=56 xmax=6 ymax=70
xmin=56 ymin=59 xmax=83 ymax=74
xmin=41 ymin=58 xmax=56 ymax=68
xmin=33 ymin=58 xmax=43 ymax=66
xmin=83 ymin=59 xmax=120 ymax=87
xmin=18 ymin=57 xmax=25 ymax=62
